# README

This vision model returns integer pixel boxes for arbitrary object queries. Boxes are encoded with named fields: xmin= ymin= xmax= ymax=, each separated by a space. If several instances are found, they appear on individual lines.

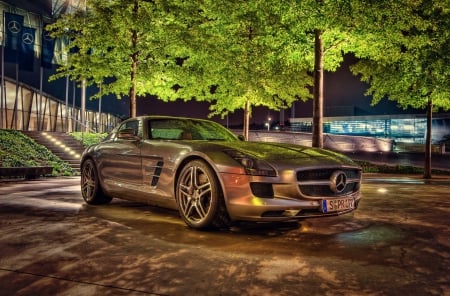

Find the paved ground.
xmin=0 ymin=175 xmax=449 ymax=296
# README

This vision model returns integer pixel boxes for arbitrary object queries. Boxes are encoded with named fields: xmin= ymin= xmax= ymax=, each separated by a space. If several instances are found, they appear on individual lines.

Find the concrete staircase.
xmin=22 ymin=131 xmax=85 ymax=173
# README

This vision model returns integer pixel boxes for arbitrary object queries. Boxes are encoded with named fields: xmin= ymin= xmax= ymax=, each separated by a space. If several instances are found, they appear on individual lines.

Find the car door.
xmin=100 ymin=119 xmax=143 ymax=188
xmin=138 ymin=118 xmax=193 ymax=203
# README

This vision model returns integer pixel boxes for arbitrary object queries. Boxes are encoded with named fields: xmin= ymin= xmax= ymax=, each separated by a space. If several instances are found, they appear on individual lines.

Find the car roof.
xmin=112 ymin=116 xmax=205 ymax=133
xmin=127 ymin=115 xmax=211 ymax=122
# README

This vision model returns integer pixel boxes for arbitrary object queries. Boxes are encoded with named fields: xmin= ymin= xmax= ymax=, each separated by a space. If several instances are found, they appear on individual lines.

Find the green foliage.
xmin=349 ymin=0 xmax=450 ymax=111
xmin=163 ymin=0 xmax=318 ymax=126
xmin=346 ymin=0 xmax=450 ymax=177
xmin=47 ymin=0 xmax=315 ymax=122
xmin=0 ymin=130 xmax=75 ymax=176
xmin=279 ymin=0 xmax=355 ymax=71
xmin=47 ymin=0 xmax=183 ymax=117
xmin=70 ymin=132 xmax=107 ymax=147
xmin=47 ymin=0 xmax=449 ymax=151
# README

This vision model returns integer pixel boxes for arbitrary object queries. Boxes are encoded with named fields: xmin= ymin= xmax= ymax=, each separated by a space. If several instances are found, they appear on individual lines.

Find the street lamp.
xmin=266 ymin=117 xmax=271 ymax=131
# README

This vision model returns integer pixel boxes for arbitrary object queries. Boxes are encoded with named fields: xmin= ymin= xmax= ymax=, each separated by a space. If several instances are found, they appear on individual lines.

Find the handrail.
xmin=71 ymin=117 xmax=98 ymax=134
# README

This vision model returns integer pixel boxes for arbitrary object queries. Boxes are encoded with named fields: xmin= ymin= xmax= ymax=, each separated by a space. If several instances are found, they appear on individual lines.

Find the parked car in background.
xmin=80 ymin=116 xmax=362 ymax=230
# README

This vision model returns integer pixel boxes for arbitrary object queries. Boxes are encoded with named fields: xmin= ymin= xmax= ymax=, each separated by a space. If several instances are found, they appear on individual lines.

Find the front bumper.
xmin=219 ymin=172 xmax=362 ymax=222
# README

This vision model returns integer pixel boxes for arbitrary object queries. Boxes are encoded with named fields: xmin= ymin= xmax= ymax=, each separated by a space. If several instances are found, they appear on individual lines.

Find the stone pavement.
xmin=0 ymin=175 xmax=449 ymax=295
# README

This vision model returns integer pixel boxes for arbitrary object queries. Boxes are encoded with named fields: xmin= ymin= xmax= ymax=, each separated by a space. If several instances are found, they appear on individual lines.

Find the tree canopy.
xmin=162 ymin=0 xmax=314 ymax=139
xmin=48 ymin=0 xmax=450 ymax=169
xmin=349 ymin=0 xmax=450 ymax=177
xmin=279 ymin=0 xmax=358 ymax=147
xmin=350 ymin=1 xmax=450 ymax=110
xmin=48 ymin=0 xmax=316 ymax=139
xmin=48 ymin=0 xmax=186 ymax=118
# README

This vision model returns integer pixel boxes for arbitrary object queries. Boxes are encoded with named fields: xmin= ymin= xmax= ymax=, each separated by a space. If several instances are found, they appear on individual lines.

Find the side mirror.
xmin=117 ymin=128 xmax=140 ymax=141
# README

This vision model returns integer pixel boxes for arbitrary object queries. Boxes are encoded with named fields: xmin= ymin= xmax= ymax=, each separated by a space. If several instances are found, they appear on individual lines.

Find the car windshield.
xmin=148 ymin=118 xmax=239 ymax=141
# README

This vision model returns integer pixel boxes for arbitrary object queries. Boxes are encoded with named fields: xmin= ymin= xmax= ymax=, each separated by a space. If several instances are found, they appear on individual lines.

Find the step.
xmin=22 ymin=131 xmax=86 ymax=172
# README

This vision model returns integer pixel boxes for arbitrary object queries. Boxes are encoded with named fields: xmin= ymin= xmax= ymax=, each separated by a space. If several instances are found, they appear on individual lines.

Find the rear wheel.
xmin=81 ymin=159 xmax=112 ymax=205
xmin=176 ymin=160 xmax=230 ymax=230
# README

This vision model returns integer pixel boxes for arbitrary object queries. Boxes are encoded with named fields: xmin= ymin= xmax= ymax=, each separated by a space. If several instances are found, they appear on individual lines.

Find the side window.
xmin=149 ymin=119 xmax=183 ymax=140
xmin=117 ymin=120 xmax=141 ymax=137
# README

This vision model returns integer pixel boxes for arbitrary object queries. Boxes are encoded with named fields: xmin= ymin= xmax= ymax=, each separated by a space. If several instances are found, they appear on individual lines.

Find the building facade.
xmin=290 ymin=114 xmax=450 ymax=144
xmin=0 ymin=0 xmax=122 ymax=133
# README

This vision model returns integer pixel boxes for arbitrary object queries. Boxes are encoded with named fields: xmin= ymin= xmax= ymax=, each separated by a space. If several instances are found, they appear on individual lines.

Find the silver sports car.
xmin=81 ymin=116 xmax=362 ymax=230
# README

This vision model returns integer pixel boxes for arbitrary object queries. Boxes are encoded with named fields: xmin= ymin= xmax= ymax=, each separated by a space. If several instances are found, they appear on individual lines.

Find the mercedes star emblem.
xmin=7 ymin=20 xmax=21 ymax=34
xmin=22 ymin=33 xmax=34 ymax=45
xmin=330 ymin=170 xmax=347 ymax=193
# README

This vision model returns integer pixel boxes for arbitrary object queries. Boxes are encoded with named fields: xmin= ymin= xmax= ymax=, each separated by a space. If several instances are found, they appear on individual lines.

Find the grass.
xmin=70 ymin=132 xmax=107 ymax=147
xmin=0 ymin=129 xmax=75 ymax=176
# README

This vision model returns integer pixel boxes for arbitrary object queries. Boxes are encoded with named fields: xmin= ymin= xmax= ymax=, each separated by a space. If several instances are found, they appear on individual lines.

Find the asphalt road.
xmin=0 ymin=175 xmax=449 ymax=296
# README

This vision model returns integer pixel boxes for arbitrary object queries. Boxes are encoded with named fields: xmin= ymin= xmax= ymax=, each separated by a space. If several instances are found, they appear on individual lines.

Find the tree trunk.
xmin=81 ymin=79 xmax=86 ymax=132
xmin=423 ymin=98 xmax=433 ymax=179
xmin=128 ymin=0 xmax=139 ymax=119
xmin=241 ymin=25 xmax=254 ymax=142
xmin=312 ymin=29 xmax=324 ymax=148
xmin=243 ymin=99 xmax=250 ymax=141
xmin=129 ymin=56 xmax=137 ymax=119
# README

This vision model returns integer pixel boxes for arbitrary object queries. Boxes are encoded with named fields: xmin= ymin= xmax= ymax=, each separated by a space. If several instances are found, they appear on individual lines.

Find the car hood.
xmin=210 ymin=141 xmax=357 ymax=166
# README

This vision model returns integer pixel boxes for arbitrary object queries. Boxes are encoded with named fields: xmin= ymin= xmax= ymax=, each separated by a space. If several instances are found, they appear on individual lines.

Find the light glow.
xmin=377 ymin=188 xmax=388 ymax=194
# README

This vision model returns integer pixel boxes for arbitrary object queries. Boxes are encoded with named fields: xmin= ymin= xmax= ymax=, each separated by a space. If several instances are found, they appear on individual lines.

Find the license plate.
xmin=322 ymin=197 xmax=354 ymax=213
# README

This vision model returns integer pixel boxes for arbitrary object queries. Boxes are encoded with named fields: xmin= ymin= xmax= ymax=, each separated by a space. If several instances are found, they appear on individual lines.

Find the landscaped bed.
xmin=0 ymin=129 xmax=75 ymax=178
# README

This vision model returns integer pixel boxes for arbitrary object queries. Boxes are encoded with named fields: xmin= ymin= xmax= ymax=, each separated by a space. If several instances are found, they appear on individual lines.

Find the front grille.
xmin=300 ymin=182 xmax=359 ymax=196
xmin=297 ymin=168 xmax=361 ymax=197
xmin=297 ymin=169 xmax=360 ymax=181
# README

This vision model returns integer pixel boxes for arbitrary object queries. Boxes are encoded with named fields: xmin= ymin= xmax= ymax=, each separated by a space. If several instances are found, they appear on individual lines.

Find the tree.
xmin=48 ymin=0 xmax=182 ymax=118
xmin=349 ymin=0 xmax=450 ymax=178
xmin=167 ymin=0 xmax=313 ymax=140
xmin=277 ymin=0 xmax=358 ymax=148
xmin=48 ymin=0 xmax=313 ymax=136
xmin=171 ymin=0 xmax=374 ymax=142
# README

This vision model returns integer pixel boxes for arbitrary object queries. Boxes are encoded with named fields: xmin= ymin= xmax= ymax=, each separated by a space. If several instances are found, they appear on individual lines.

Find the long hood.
xmin=208 ymin=141 xmax=357 ymax=167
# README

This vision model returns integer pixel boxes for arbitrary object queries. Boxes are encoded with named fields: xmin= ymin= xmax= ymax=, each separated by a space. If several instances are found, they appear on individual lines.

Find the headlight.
xmin=223 ymin=149 xmax=277 ymax=177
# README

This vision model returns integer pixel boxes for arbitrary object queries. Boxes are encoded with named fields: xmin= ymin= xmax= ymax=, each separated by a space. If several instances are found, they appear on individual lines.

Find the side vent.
xmin=151 ymin=161 xmax=164 ymax=186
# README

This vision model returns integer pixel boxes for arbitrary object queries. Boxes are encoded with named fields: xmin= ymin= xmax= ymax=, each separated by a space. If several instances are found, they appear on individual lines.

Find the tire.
xmin=81 ymin=159 xmax=112 ymax=205
xmin=176 ymin=160 xmax=230 ymax=230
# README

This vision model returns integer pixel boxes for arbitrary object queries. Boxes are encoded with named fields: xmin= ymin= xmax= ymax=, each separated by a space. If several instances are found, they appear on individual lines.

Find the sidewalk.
xmin=1 ymin=175 xmax=449 ymax=295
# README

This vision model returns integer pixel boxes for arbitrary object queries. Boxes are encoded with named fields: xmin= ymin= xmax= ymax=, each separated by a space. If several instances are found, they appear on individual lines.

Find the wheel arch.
xmin=81 ymin=153 xmax=102 ymax=178
xmin=80 ymin=155 xmax=112 ymax=204
xmin=80 ymin=155 xmax=98 ymax=180
xmin=80 ymin=154 xmax=108 ymax=196
xmin=174 ymin=155 xmax=232 ymax=229
xmin=173 ymin=155 xmax=226 ymax=203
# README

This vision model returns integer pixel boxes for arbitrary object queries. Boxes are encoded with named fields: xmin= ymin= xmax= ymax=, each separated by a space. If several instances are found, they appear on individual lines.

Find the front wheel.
xmin=81 ymin=159 xmax=112 ymax=205
xmin=176 ymin=160 xmax=230 ymax=230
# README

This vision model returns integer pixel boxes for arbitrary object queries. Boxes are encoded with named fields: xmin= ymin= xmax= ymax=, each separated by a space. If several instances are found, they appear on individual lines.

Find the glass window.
xmin=148 ymin=118 xmax=238 ymax=141
xmin=118 ymin=120 xmax=141 ymax=137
